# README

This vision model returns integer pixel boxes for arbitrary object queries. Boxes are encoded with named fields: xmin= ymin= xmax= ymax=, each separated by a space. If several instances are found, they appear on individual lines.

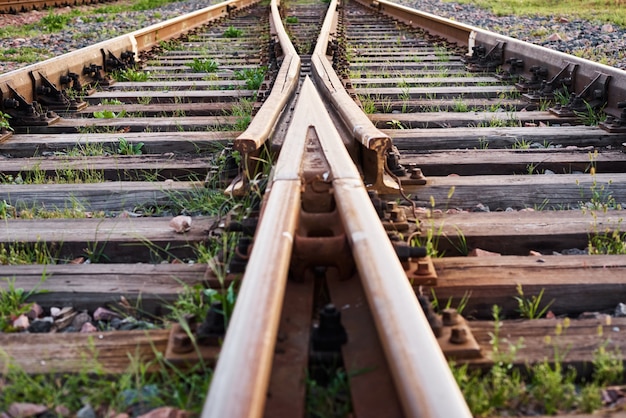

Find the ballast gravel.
xmin=1 ymin=0 xmax=625 ymax=73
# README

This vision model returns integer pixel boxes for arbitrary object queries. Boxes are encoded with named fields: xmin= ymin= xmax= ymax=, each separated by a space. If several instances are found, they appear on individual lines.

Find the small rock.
xmin=94 ymin=307 xmax=122 ymax=321
xmin=543 ymin=169 xmax=555 ymax=175
xmin=77 ymin=404 xmax=96 ymax=418
xmin=28 ymin=319 xmax=53 ymax=333
xmin=8 ymin=402 xmax=48 ymax=417
xmin=25 ymin=303 xmax=43 ymax=320
xmin=170 ymin=215 xmax=192 ymax=233
xmin=547 ymin=32 xmax=562 ymax=42
xmin=50 ymin=307 xmax=61 ymax=317
xmin=12 ymin=314 xmax=30 ymax=331
xmin=72 ymin=312 xmax=92 ymax=329
xmin=137 ymin=407 xmax=191 ymax=418
xmin=471 ymin=203 xmax=490 ymax=213
xmin=602 ymin=23 xmax=614 ymax=33
xmin=468 ymin=248 xmax=501 ymax=257
xmin=558 ymin=17 xmax=569 ymax=23
xmin=615 ymin=302 xmax=626 ymax=317
xmin=55 ymin=405 xmax=71 ymax=417
xmin=529 ymin=250 xmax=542 ymax=256
xmin=70 ymin=257 xmax=85 ymax=264
xmin=80 ymin=322 xmax=98 ymax=333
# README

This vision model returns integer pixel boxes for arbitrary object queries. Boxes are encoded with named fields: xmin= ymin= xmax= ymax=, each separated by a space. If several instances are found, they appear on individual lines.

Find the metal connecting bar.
xmin=353 ymin=0 xmax=626 ymax=122
xmin=0 ymin=0 xmax=259 ymax=106
xmin=233 ymin=0 xmax=301 ymax=154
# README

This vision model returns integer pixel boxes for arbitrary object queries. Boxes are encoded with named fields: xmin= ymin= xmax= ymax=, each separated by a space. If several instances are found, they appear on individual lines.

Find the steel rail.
xmin=201 ymin=1 xmax=302 ymax=416
xmin=304 ymin=57 xmax=472 ymax=418
xmin=233 ymin=0 xmax=301 ymax=154
xmin=0 ymin=0 xmax=259 ymax=105
xmin=353 ymin=0 xmax=626 ymax=119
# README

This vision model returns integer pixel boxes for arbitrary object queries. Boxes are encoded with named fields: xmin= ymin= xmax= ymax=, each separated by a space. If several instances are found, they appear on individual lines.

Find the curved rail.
xmin=311 ymin=0 xmax=396 ymax=191
xmin=354 ymin=0 xmax=626 ymax=119
xmin=0 ymin=0 xmax=259 ymax=106
xmin=233 ymin=0 xmax=300 ymax=154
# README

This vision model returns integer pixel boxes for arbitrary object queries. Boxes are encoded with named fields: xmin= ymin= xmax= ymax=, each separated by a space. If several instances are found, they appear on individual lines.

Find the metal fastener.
xmin=449 ymin=327 xmax=468 ymax=344
xmin=442 ymin=308 xmax=460 ymax=326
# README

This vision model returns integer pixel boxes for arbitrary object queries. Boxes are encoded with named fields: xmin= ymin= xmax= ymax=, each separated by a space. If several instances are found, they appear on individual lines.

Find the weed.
xmin=0 ymin=241 xmax=57 ymax=265
xmin=430 ymin=289 xmax=472 ymax=314
xmin=231 ymin=99 xmax=254 ymax=131
xmin=386 ymin=119 xmax=405 ymax=129
xmin=285 ymin=16 xmax=299 ymax=24
xmin=223 ymin=25 xmax=243 ymax=38
xmin=306 ymin=369 xmax=352 ymax=418
xmin=477 ymin=137 xmax=489 ymax=149
xmin=234 ymin=67 xmax=267 ymax=90
xmin=513 ymin=284 xmax=554 ymax=319
xmin=113 ymin=68 xmax=149 ymax=82
xmin=39 ymin=10 xmax=72 ymax=32
xmin=574 ymin=100 xmax=606 ymax=126
xmin=117 ymin=137 xmax=144 ymax=155
xmin=0 ymin=111 xmax=13 ymax=132
xmin=101 ymin=99 xmax=123 ymax=105
xmin=512 ymin=138 xmax=531 ymax=149
xmin=0 ymin=273 xmax=48 ymax=331
xmin=93 ymin=109 xmax=127 ymax=119
xmin=188 ymin=58 xmax=219 ymax=73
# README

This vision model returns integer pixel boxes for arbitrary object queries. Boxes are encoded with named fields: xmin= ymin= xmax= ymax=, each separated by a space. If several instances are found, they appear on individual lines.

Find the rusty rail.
xmin=233 ymin=0 xmax=300 ymax=155
xmin=311 ymin=0 xmax=398 ymax=191
xmin=353 ymin=0 xmax=626 ymax=122
xmin=0 ymin=0 xmax=259 ymax=106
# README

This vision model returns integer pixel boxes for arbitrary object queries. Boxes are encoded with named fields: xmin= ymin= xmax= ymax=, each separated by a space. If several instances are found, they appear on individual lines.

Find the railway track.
xmin=2 ymin=0 xmax=626 ymax=416
xmin=0 ymin=0 xmax=112 ymax=14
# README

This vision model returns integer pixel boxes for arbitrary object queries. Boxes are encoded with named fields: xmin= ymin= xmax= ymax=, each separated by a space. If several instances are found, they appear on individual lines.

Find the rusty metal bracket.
xmin=600 ymin=100 xmax=626 ymax=133
xmin=496 ymin=57 xmax=524 ymax=81
xmin=30 ymin=71 xmax=87 ymax=112
xmin=524 ymin=62 xmax=577 ymax=102
xmin=464 ymin=41 xmax=504 ymax=72
xmin=0 ymin=82 xmax=59 ymax=127
xmin=550 ymin=71 xmax=611 ymax=117
xmin=103 ymin=49 xmax=136 ymax=73
xmin=82 ymin=63 xmax=105 ymax=85
xmin=516 ymin=65 xmax=548 ymax=92
xmin=394 ymin=241 xmax=437 ymax=285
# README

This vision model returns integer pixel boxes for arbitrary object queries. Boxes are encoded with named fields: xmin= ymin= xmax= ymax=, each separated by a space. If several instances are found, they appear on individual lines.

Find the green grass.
xmin=452 ymin=307 xmax=622 ymax=416
xmin=449 ymin=0 xmax=626 ymax=27
xmin=513 ymin=284 xmax=554 ymax=319
xmin=223 ymin=25 xmax=243 ymax=38
xmin=113 ymin=68 xmax=150 ymax=82
xmin=234 ymin=67 xmax=267 ymax=90
xmin=0 ymin=347 xmax=212 ymax=415
xmin=0 ymin=111 xmax=12 ymax=132
xmin=0 ymin=274 xmax=47 ymax=331
xmin=188 ymin=58 xmax=219 ymax=73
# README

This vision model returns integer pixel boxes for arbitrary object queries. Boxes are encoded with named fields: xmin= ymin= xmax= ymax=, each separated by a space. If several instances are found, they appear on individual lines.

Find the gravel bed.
xmin=401 ymin=0 xmax=626 ymax=69
xmin=0 ymin=0 xmax=219 ymax=73
xmin=1 ymin=0 xmax=625 ymax=73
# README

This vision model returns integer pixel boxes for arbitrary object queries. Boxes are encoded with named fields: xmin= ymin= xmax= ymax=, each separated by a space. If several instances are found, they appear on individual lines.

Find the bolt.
xmin=389 ymin=208 xmax=406 ymax=222
xmin=449 ymin=327 xmax=468 ymax=344
xmin=442 ymin=308 xmax=460 ymax=326
xmin=415 ymin=259 xmax=431 ymax=275
xmin=386 ymin=201 xmax=397 ymax=211
xmin=410 ymin=167 xmax=426 ymax=180
xmin=171 ymin=331 xmax=194 ymax=354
